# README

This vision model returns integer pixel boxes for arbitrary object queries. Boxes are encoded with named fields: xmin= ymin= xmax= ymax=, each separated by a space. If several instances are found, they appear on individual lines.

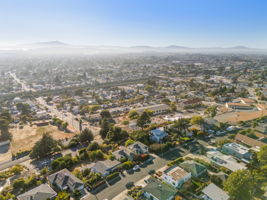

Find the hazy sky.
xmin=0 ymin=0 xmax=267 ymax=48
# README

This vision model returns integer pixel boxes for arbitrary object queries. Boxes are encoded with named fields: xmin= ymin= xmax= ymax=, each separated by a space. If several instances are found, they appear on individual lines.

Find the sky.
xmin=0 ymin=0 xmax=267 ymax=48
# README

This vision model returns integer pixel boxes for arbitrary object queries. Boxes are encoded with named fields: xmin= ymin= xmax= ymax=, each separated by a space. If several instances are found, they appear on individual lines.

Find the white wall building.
xmin=162 ymin=166 xmax=191 ymax=188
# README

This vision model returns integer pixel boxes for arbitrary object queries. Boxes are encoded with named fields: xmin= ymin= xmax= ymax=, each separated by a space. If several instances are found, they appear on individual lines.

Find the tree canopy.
xmin=224 ymin=169 xmax=254 ymax=200
xmin=204 ymin=105 xmax=217 ymax=117
xmin=128 ymin=110 xmax=139 ymax=120
xmin=99 ymin=118 xmax=110 ymax=139
xmin=79 ymin=128 xmax=94 ymax=143
xmin=30 ymin=133 xmax=59 ymax=159
xmin=137 ymin=111 xmax=151 ymax=129
xmin=190 ymin=116 xmax=204 ymax=125
xmin=100 ymin=110 xmax=112 ymax=119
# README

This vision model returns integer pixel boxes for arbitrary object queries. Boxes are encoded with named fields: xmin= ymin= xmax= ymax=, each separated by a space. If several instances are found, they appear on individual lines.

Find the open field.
xmin=215 ymin=110 xmax=267 ymax=123
xmin=10 ymin=124 xmax=75 ymax=154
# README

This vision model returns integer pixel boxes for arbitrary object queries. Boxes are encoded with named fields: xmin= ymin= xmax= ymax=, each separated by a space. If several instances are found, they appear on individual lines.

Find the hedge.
xmin=167 ymin=157 xmax=184 ymax=166
xmin=106 ymin=172 xmax=120 ymax=181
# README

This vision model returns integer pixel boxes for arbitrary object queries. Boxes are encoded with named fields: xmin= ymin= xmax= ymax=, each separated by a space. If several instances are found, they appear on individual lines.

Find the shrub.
xmin=51 ymin=154 xmax=77 ymax=171
xmin=123 ymin=161 xmax=135 ymax=170
xmin=87 ymin=142 xmax=100 ymax=151
xmin=125 ymin=139 xmax=135 ymax=147
xmin=167 ymin=157 xmax=184 ymax=166
xmin=106 ymin=172 xmax=120 ymax=181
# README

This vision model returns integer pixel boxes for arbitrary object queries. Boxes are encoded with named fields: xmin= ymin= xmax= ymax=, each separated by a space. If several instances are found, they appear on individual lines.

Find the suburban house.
xmin=87 ymin=160 xmax=121 ymax=177
xmin=235 ymin=133 xmax=266 ymax=150
xmin=255 ymin=124 xmax=267 ymax=134
xmin=225 ymin=102 xmax=254 ymax=110
xmin=179 ymin=160 xmax=207 ymax=177
xmin=201 ymin=183 xmax=229 ymax=200
xmin=182 ymin=98 xmax=202 ymax=108
xmin=238 ymin=98 xmax=256 ymax=105
xmin=112 ymin=147 xmax=133 ymax=161
xmin=48 ymin=168 xmax=84 ymax=192
xmin=150 ymin=127 xmax=168 ymax=143
xmin=17 ymin=184 xmax=57 ymax=200
xmin=127 ymin=141 xmax=149 ymax=154
xmin=134 ymin=104 xmax=170 ymax=115
xmin=162 ymin=166 xmax=191 ymax=188
xmin=143 ymin=177 xmax=177 ymax=200
xmin=113 ymin=141 xmax=148 ymax=161
xmin=87 ymin=113 xmax=101 ymax=123
xmin=207 ymin=150 xmax=247 ymax=172
xmin=221 ymin=143 xmax=252 ymax=160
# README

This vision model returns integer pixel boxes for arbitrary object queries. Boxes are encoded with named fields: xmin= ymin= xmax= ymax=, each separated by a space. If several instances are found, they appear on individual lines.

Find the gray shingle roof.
xmin=202 ymin=183 xmax=229 ymax=200
xmin=48 ymin=168 xmax=83 ymax=191
xmin=128 ymin=141 xmax=148 ymax=154
xmin=90 ymin=160 xmax=120 ymax=175
xmin=17 ymin=184 xmax=57 ymax=200
xmin=143 ymin=177 xmax=177 ymax=200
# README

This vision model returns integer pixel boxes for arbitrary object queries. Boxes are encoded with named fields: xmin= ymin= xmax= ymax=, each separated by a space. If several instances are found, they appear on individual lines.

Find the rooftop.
xmin=235 ymin=133 xmax=266 ymax=148
xmin=163 ymin=166 xmax=190 ymax=181
xmin=226 ymin=103 xmax=253 ymax=107
xmin=207 ymin=150 xmax=247 ymax=172
xmin=202 ymin=183 xmax=229 ymax=200
xmin=223 ymin=143 xmax=249 ymax=154
xmin=17 ymin=184 xmax=57 ymax=200
xmin=151 ymin=127 xmax=167 ymax=136
xmin=239 ymin=98 xmax=256 ymax=104
xmin=179 ymin=160 xmax=206 ymax=175
xmin=143 ymin=177 xmax=177 ymax=200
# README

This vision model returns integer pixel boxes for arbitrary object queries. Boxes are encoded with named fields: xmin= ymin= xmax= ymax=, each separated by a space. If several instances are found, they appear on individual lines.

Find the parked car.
xmin=145 ymin=158 xmax=153 ymax=164
xmin=133 ymin=165 xmax=140 ymax=171
xmin=148 ymin=169 xmax=155 ymax=175
xmin=126 ymin=182 xmax=134 ymax=189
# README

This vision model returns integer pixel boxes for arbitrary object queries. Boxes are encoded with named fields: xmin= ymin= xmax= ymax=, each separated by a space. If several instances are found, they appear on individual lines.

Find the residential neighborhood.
xmin=0 ymin=52 xmax=267 ymax=200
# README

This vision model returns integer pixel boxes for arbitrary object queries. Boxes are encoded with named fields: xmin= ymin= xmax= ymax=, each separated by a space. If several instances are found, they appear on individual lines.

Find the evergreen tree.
xmin=137 ymin=111 xmax=151 ymax=129
xmin=30 ymin=133 xmax=58 ymax=159
xmin=99 ymin=118 xmax=110 ymax=139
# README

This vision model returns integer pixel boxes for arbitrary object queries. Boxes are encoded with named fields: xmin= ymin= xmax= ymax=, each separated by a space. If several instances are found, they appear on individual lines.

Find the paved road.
xmin=84 ymin=158 xmax=167 ymax=200
xmin=36 ymin=97 xmax=100 ymax=136
xmin=36 ymin=97 xmax=80 ymax=132
xmin=0 ymin=156 xmax=30 ymax=171
xmin=83 ymin=147 xmax=187 ymax=200
xmin=9 ymin=72 xmax=34 ymax=92
xmin=10 ymin=71 xmax=99 ymax=135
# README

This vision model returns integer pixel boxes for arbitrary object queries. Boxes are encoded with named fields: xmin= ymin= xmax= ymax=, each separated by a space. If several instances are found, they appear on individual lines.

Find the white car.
xmin=133 ymin=165 xmax=140 ymax=171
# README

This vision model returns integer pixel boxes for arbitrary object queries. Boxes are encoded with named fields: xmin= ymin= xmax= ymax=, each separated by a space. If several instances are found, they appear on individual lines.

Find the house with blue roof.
xmin=150 ymin=127 xmax=168 ymax=143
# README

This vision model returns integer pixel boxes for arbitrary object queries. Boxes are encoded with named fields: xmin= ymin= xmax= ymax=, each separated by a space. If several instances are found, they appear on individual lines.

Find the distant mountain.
xmin=26 ymin=41 xmax=69 ymax=47
xmin=130 ymin=45 xmax=154 ymax=49
xmin=1 ymin=41 xmax=266 ymax=55
xmin=166 ymin=45 xmax=188 ymax=49
xmin=231 ymin=45 xmax=249 ymax=49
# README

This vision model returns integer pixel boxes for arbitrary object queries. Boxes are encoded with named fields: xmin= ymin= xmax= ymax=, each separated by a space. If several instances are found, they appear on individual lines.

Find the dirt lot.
xmin=10 ymin=124 xmax=74 ymax=154
xmin=215 ymin=110 xmax=267 ymax=123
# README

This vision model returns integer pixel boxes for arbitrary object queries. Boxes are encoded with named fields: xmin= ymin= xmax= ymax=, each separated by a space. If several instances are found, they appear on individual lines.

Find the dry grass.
xmin=10 ymin=124 xmax=74 ymax=154
xmin=215 ymin=110 xmax=267 ymax=123
xmin=0 ymin=149 xmax=12 ymax=163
